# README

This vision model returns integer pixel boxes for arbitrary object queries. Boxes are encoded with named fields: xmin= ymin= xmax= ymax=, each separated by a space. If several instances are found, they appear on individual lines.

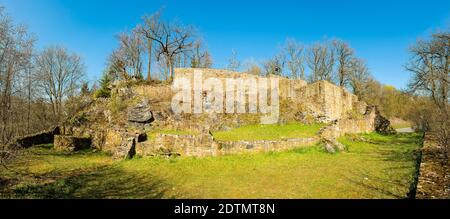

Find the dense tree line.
xmin=230 ymin=38 xmax=373 ymax=98
xmin=406 ymin=31 xmax=449 ymax=159
xmin=0 ymin=7 xmax=86 ymax=149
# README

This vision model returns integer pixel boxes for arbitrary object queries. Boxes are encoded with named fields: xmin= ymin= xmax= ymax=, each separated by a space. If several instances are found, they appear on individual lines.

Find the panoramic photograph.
xmin=0 ymin=0 xmax=448 ymax=208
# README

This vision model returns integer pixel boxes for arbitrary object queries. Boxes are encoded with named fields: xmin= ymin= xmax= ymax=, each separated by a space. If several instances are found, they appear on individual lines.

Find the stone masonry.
xmin=16 ymin=68 xmax=392 ymax=158
xmin=174 ymin=68 xmax=363 ymax=123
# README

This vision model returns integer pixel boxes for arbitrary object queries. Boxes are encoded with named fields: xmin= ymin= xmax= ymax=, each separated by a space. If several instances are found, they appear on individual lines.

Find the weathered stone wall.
xmin=137 ymin=132 xmax=218 ymax=157
xmin=132 ymin=84 xmax=174 ymax=105
xmin=216 ymin=137 xmax=319 ymax=156
xmin=49 ymin=68 xmax=391 ymax=158
xmin=174 ymin=68 xmax=308 ymax=102
xmin=299 ymin=81 xmax=360 ymax=122
xmin=135 ymin=133 xmax=319 ymax=157
xmin=320 ymin=106 xmax=378 ymax=140
xmin=6 ymin=127 xmax=60 ymax=149
xmin=319 ymin=105 xmax=395 ymax=152
xmin=101 ymin=128 xmax=144 ymax=159
xmin=54 ymin=135 xmax=92 ymax=152
xmin=174 ymin=68 xmax=361 ymax=123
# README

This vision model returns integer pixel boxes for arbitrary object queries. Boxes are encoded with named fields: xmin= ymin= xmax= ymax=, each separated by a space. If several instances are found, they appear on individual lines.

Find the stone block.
xmin=128 ymin=99 xmax=154 ymax=124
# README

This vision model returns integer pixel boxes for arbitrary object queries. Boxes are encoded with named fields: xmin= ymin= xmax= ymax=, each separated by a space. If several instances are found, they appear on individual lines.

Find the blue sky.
xmin=1 ymin=0 xmax=449 ymax=89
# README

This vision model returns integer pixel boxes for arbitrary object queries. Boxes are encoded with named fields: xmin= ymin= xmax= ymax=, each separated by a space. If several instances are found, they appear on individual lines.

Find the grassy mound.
xmin=212 ymin=123 xmax=324 ymax=141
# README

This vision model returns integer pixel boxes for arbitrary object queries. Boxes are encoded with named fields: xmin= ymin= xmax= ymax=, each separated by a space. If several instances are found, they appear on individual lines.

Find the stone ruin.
xmin=9 ymin=68 xmax=395 ymax=158
xmin=6 ymin=127 xmax=61 ymax=149
xmin=53 ymin=136 xmax=92 ymax=152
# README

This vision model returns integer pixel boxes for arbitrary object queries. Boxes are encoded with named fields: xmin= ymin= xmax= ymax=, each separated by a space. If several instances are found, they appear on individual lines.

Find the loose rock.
xmin=127 ymin=99 xmax=154 ymax=124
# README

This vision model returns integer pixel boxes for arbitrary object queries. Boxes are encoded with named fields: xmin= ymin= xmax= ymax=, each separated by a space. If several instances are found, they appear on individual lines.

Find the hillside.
xmin=7 ymin=68 xmax=394 ymax=160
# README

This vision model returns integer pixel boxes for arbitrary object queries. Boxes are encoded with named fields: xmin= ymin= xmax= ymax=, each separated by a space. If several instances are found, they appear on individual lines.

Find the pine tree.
xmin=100 ymin=71 xmax=112 ymax=90
xmin=94 ymin=71 xmax=113 ymax=98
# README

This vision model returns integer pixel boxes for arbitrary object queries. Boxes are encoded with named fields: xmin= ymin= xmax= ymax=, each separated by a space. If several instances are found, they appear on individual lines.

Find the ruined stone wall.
xmin=135 ymin=133 xmax=319 ymax=157
xmin=174 ymin=68 xmax=361 ymax=123
xmin=101 ymin=128 xmax=142 ymax=159
xmin=49 ymin=68 xmax=387 ymax=159
xmin=320 ymin=106 xmax=378 ymax=140
xmin=6 ymin=127 xmax=60 ymax=149
xmin=298 ymin=81 xmax=360 ymax=122
xmin=54 ymin=135 xmax=92 ymax=152
xmin=174 ymin=68 xmax=308 ymax=101
xmin=216 ymin=137 xmax=319 ymax=156
xmin=137 ymin=133 xmax=218 ymax=157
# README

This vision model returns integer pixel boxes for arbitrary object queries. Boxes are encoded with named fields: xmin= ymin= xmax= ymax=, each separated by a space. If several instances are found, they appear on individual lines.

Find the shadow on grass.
xmin=1 ymin=145 xmax=174 ymax=199
xmin=342 ymin=133 xmax=424 ymax=199
xmin=343 ymin=169 xmax=407 ymax=199
xmin=11 ymin=165 xmax=172 ymax=199
xmin=349 ymin=133 xmax=422 ymax=161
xmin=29 ymin=145 xmax=103 ymax=157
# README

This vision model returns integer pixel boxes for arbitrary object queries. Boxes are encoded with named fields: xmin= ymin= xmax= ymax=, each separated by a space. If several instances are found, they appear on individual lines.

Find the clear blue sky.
xmin=1 ymin=0 xmax=449 ymax=89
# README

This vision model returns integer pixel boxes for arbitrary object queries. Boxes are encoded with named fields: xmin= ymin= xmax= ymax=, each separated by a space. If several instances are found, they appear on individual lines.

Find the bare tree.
xmin=156 ymin=56 xmax=170 ymax=80
xmin=307 ymin=41 xmax=335 ymax=83
xmin=243 ymin=58 xmax=261 ymax=75
xmin=137 ymin=10 xmax=162 ymax=81
xmin=190 ymin=40 xmax=213 ymax=68
xmin=263 ymin=54 xmax=285 ymax=76
xmin=140 ymin=16 xmax=195 ymax=80
xmin=34 ymin=46 xmax=85 ymax=123
xmin=106 ymin=30 xmax=144 ymax=81
xmin=406 ymin=31 xmax=449 ymax=156
xmin=190 ymin=40 xmax=202 ymax=68
xmin=203 ymin=51 xmax=213 ymax=69
xmin=117 ymin=30 xmax=145 ymax=79
xmin=407 ymin=32 xmax=449 ymax=108
xmin=0 ymin=7 xmax=58 ymax=169
xmin=0 ymin=7 xmax=35 ymax=145
xmin=106 ymin=49 xmax=128 ymax=81
xmin=227 ymin=49 xmax=241 ymax=71
xmin=283 ymin=38 xmax=305 ymax=79
xmin=333 ymin=39 xmax=354 ymax=87
xmin=348 ymin=58 xmax=371 ymax=97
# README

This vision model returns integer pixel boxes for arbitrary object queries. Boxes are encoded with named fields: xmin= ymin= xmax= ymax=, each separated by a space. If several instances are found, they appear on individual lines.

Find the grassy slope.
xmin=212 ymin=123 xmax=324 ymax=141
xmin=0 ymin=133 xmax=422 ymax=199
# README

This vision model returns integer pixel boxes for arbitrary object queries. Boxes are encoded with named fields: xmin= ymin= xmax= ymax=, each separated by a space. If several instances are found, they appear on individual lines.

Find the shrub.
xmin=68 ymin=113 xmax=89 ymax=127
xmin=94 ymin=89 xmax=111 ymax=99
xmin=108 ymin=94 xmax=127 ymax=115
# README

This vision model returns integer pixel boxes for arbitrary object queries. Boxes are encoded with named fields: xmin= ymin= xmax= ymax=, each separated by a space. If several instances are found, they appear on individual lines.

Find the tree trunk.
xmin=169 ymin=59 xmax=174 ymax=80
xmin=147 ymin=39 xmax=153 ymax=82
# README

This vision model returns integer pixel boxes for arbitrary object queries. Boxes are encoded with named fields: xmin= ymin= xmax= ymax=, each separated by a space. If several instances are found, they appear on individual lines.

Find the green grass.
xmin=212 ymin=123 xmax=324 ymax=141
xmin=392 ymin=123 xmax=412 ymax=129
xmin=0 ymin=133 xmax=423 ymax=199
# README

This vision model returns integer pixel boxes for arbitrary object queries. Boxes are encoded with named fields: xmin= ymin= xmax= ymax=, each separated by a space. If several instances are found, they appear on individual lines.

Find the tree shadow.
xmin=343 ymin=169 xmax=408 ymax=199
xmin=1 ymin=145 xmax=179 ymax=199
xmin=11 ymin=165 xmax=174 ymax=199
xmin=341 ymin=133 xmax=423 ymax=199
